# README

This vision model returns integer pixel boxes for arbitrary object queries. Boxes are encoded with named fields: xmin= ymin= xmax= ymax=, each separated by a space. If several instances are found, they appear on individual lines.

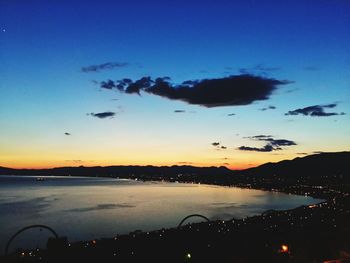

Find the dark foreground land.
xmin=1 ymin=152 xmax=350 ymax=262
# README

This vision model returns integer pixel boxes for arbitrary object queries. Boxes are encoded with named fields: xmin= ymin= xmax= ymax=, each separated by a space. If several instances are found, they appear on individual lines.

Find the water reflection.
xmin=0 ymin=175 xmax=322 ymax=253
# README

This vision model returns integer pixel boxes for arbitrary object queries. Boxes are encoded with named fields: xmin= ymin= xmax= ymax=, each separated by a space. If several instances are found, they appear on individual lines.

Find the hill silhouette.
xmin=1 ymin=152 xmax=349 ymax=184
xmin=241 ymin=151 xmax=350 ymax=183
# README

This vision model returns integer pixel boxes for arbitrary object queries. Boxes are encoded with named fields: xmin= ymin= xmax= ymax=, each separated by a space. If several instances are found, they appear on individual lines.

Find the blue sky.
xmin=0 ymin=0 xmax=349 ymax=168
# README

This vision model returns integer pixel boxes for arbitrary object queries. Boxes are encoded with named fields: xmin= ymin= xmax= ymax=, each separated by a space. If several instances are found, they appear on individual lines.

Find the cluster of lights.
xmin=9 ymin=190 xmax=350 ymax=263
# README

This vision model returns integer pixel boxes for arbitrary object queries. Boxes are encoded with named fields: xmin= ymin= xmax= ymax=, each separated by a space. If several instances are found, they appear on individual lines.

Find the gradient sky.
xmin=0 ymin=0 xmax=349 ymax=169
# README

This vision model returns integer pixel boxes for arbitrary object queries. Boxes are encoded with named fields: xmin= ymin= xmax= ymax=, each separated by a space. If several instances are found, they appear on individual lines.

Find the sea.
xmin=0 ymin=175 xmax=323 ymax=254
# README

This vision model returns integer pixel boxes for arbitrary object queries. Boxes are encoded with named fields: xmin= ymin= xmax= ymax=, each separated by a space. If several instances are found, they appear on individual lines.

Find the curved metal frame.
xmin=5 ymin=224 xmax=59 ymax=255
xmin=178 ymin=214 xmax=210 ymax=228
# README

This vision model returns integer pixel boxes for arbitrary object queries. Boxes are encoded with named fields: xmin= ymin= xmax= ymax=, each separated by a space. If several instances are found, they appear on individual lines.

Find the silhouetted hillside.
xmin=1 ymin=152 xmax=349 ymax=184
xmin=242 ymin=151 xmax=350 ymax=183
xmin=0 ymin=165 xmax=232 ymax=178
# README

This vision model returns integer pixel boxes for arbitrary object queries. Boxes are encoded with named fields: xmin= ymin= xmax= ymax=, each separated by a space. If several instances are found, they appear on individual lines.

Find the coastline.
xmin=1 ymin=174 xmax=349 ymax=262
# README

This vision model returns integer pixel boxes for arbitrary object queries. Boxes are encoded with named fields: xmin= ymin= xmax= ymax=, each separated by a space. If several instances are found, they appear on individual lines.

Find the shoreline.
xmin=2 ymin=174 xmax=350 ymax=262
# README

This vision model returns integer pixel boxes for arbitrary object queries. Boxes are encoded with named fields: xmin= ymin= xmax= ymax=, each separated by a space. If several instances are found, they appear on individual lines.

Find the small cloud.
xmin=303 ymin=66 xmax=319 ymax=71
xmin=260 ymin=105 xmax=276 ymax=111
xmin=285 ymin=103 xmax=345 ymax=117
xmin=244 ymin=135 xmax=273 ymax=140
xmin=174 ymin=110 xmax=186 ymax=113
xmin=238 ymin=135 xmax=296 ymax=152
xmin=238 ymin=145 xmax=275 ymax=152
xmin=100 ymin=80 xmax=116 ymax=90
xmin=211 ymin=142 xmax=227 ymax=150
xmin=65 ymin=160 xmax=84 ymax=163
xmin=285 ymin=88 xmax=299 ymax=94
xmin=177 ymin=161 xmax=193 ymax=165
xmin=253 ymin=64 xmax=280 ymax=72
xmin=239 ymin=64 xmax=280 ymax=74
xmin=89 ymin=111 xmax=116 ymax=119
xmin=64 ymin=132 xmax=71 ymax=136
xmin=82 ymin=62 xmax=129 ymax=73
xmin=297 ymin=152 xmax=308 ymax=155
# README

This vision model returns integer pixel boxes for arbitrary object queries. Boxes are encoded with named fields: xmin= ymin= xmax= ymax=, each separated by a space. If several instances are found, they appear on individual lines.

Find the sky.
xmin=0 ymin=0 xmax=349 ymax=169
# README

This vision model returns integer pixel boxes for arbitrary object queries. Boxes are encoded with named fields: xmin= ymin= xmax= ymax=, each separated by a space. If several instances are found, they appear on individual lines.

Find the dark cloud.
xmin=89 ymin=111 xmax=116 ymax=119
xmin=211 ymin=142 xmax=227 ymax=150
xmin=100 ymin=74 xmax=290 ymax=108
xmin=64 ymin=132 xmax=71 ymax=136
xmin=285 ymin=104 xmax=345 ymax=117
xmin=82 ymin=62 xmax=128 ymax=73
xmin=297 ymin=152 xmax=308 ymax=155
xmin=174 ymin=110 xmax=186 ymax=113
xmin=260 ymin=105 xmax=276 ymax=111
xmin=227 ymin=113 xmax=236 ymax=116
xmin=238 ymin=135 xmax=296 ymax=152
xmin=245 ymin=135 xmax=273 ymax=140
xmin=238 ymin=145 xmax=275 ymax=152
xmin=100 ymin=80 xmax=116 ymax=90
xmin=269 ymin=139 xmax=296 ymax=147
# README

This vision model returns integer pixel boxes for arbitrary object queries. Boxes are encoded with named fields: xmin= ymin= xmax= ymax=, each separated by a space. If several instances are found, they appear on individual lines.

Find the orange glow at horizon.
xmin=0 ymin=153 xmax=290 ymax=170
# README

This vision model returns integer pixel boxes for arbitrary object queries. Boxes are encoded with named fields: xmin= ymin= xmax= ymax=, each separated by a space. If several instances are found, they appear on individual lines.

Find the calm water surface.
xmin=0 ymin=175 xmax=323 ymax=253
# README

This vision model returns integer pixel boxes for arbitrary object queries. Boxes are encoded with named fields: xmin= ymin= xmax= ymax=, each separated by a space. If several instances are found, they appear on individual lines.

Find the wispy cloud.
xmin=239 ymin=64 xmax=281 ymax=74
xmin=259 ymin=105 xmax=276 ymax=111
xmin=285 ymin=103 xmax=345 ymax=117
xmin=303 ymin=66 xmax=319 ymax=71
xmin=81 ymin=62 xmax=129 ymax=73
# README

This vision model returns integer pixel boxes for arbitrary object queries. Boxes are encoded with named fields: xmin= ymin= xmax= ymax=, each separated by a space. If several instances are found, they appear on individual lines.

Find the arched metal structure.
xmin=178 ymin=214 xmax=210 ymax=228
xmin=5 ymin=224 xmax=59 ymax=255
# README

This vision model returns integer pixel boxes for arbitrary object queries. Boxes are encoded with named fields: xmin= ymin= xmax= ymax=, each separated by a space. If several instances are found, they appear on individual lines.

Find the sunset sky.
xmin=0 ymin=0 xmax=349 ymax=169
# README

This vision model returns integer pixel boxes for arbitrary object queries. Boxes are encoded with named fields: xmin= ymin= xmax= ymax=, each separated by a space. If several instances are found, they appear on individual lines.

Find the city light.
xmin=280 ymin=244 xmax=289 ymax=253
